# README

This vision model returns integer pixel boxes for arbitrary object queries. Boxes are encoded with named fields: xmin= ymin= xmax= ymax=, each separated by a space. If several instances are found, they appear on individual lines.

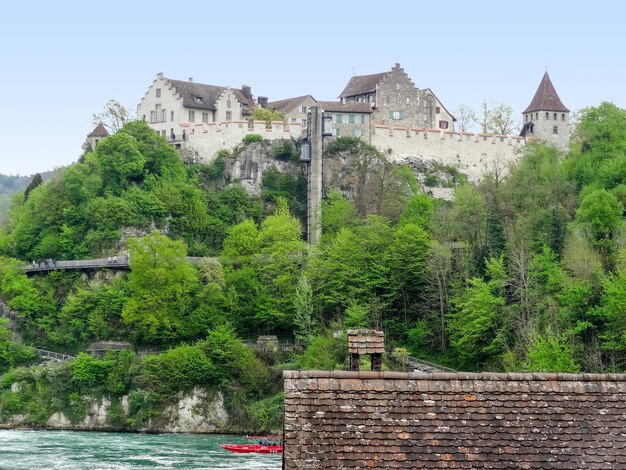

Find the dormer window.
xmin=195 ymin=96 xmax=203 ymax=104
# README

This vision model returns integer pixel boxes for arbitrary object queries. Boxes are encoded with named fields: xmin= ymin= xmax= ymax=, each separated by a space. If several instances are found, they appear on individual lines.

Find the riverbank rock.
xmin=143 ymin=387 xmax=228 ymax=433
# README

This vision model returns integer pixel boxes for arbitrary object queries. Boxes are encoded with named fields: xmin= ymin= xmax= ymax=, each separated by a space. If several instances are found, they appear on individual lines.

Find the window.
xmin=212 ymin=111 xmax=217 ymax=122
xmin=171 ymin=111 xmax=174 ymax=122
xmin=302 ymin=118 xmax=307 ymax=127
xmin=352 ymin=129 xmax=363 ymax=137
xmin=439 ymin=120 xmax=449 ymax=129
xmin=156 ymin=88 xmax=161 ymax=98
xmin=436 ymin=106 xmax=441 ymax=114
xmin=546 ymin=112 xmax=549 ymax=119
xmin=360 ymin=115 xmax=365 ymax=124
xmin=335 ymin=128 xmax=340 ymax=137
xmin=142 ymin=114 xmax=146 ymax=121
xmin=535 ymin=113 xmax=538 ymax=120
xmin=150 ymin=111 xmax=155 ymax=123
xmin=227 ymin=99 xmax=232 ymax=109
xmin=188 ymin=111 xmax=195 ymax=122
xmin=226 ymin=111 xmax=232 ymax=121
xmin=392 ymin=111 xmax=400 ymax=120
xmin=525 ymin=115 xmax=528 ymax=123
xmin=301 ymin=106 xmax=307 ymax=113
xmin=349 ymin=115 xmax=355 ymax=124
xmin=202 ymin=112 xmax=209 ymax=123
xmin=336 ymin=114 xmax=343 ymax=124
xmin=554 ymin=113 xmax=557 ymax=120
xmin=553 ymin=126 xmax=558 ymax=134
xmin=562 ymin=113 xmax=566 ymax=121
xmin=291 ymin=117 xmax=297 ymax=122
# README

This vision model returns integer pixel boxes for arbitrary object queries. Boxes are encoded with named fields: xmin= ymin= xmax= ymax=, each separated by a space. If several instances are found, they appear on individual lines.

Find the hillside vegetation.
xmin=0 ymin=104 xmax=625 ymax=431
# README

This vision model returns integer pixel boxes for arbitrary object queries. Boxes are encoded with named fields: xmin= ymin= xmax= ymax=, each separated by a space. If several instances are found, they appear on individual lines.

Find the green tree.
xmin=448 ymin=256 xmax=507 ymax=369
xmin=122 ymin=231 xmax=199 ymax=344
xmin=526 ymin=333 xmax=580 ymax=373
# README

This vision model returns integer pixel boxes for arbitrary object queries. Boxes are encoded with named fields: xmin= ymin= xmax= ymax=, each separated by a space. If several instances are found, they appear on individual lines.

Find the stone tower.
xmin=520 ymin=72 xmax=570 ymax=150
xmin=87 ymin=122 xmax=109 ymax=150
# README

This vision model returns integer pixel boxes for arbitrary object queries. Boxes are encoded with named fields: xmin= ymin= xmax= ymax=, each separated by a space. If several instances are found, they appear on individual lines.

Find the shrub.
xmin=271 ymin=140 xmax=298 ymax=162
xmin=242 ymin=134 xmax=263 ymax=144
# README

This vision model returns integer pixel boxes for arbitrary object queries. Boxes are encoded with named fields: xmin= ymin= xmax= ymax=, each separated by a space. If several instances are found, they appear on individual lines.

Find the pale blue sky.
xmin=1 ymin=1 xmax=624 ymax=175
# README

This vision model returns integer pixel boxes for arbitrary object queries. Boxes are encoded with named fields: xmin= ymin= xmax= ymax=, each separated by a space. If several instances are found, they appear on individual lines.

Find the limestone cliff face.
xmin=224 ymin=141 xmax=302 ymax=196
xmin=2 ymin=387 xmax=229 ymax=434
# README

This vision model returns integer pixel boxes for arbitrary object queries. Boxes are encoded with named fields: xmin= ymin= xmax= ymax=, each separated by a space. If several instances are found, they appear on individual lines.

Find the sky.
xmin=1 ymin=0 xmax=625 ymax=176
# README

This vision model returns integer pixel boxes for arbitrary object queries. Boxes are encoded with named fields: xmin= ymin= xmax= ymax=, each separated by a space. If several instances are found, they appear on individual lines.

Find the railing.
xmin=36 ymin=348 xmax=75 ymax=361
xmin=22 ymin=256 xmax=222 ymax=274
xmin=406 ymin=355 xmax=457 ymax=373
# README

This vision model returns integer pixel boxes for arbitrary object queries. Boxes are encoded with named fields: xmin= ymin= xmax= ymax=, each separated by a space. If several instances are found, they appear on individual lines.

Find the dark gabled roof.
xmin=87 ymin=122 xmax=109 ymax=138
xmin=167 ymin=79 xmax=254 ymax=114
xmin=339 ymin=72 xmax=387 ymax=98
xmin=168 ymin=79 xmax=226 ymax=110
xmin=268 ymin=95 xmax=315 ymax=112
xmin=523 ymin=72 xmax=570 ymax=113
xmin=317 ymin=101 xmax=373 ymax=114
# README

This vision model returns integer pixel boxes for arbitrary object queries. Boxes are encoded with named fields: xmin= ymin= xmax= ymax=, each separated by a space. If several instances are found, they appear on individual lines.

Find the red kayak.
xmin=221 ymin=436 xmax=283 ymax=454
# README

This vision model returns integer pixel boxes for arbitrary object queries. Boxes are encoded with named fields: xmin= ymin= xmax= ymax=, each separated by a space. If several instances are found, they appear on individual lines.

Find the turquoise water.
xmin=0 ymin=430 xmax=281 ymax=469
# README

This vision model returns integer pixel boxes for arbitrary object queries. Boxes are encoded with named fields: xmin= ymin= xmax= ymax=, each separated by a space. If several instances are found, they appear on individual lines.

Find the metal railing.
xmin=36 ymin=349 xmax=75 ymax=361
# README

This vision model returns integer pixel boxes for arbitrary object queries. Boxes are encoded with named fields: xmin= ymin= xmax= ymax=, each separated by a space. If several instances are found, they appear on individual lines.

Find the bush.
xmin=271 ymin=140 xmax=298 ymax=162
xmin=242 ymin=134 xmax=263 ymax=144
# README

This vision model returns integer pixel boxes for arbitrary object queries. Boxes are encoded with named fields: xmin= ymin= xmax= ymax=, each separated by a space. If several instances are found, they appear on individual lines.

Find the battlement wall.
xmin=372 ymin=126 xmax=530 ymax=181
xmin=182 ymin=120 xmax=304 ymax=161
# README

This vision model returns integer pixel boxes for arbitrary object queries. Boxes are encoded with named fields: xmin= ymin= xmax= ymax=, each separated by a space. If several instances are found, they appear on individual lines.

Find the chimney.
xmin=242 ymin=85 xmax=252 ymax=100
xmin=157 ymin=72 xmax=164 ymax=80
xmin=347 ymin=329 xmax=384 ymax=371
xmin=188 ymin=77 xmax=193 ymax=82
xmin=258 ymin=96 xmax=268 ymax=108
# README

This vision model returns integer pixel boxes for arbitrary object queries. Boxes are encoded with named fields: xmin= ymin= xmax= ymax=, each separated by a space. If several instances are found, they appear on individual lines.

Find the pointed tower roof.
xmin=87 ymin=122 xmax=110 ymax=138
xmin=523 ymin=72 xmax=570 ymax=113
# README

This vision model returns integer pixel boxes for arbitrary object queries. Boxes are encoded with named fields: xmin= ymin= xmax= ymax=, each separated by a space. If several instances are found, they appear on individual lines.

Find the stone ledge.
xmin=282 ymin=370 xmax=626 ymax=381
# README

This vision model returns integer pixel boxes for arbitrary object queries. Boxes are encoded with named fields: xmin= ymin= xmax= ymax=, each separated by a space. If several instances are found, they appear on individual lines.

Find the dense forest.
xmin=0 ymin=103 xmax=625 ymax=431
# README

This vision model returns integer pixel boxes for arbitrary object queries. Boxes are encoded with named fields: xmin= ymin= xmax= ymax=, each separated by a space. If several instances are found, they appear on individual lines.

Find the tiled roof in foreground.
xmin=283 ymin=370 xmax=626 ymax=469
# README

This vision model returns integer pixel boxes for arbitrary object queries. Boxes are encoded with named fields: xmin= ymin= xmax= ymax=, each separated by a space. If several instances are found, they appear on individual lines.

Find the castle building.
xmin=86 ymin=122 xmax=109 ymax=150
xmin=520 ymin=72 xmax=570 ymax=150
xmin=137 ymin=73 xmax=255 ymax=146
xmin=338 ymin=63 xmax=455 ymax=131
xmin=267 ymin=95 xmax=317 ymax=129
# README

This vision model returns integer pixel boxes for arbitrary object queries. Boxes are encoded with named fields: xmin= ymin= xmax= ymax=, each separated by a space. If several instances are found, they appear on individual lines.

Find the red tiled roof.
xmin=523 ymin=72 xmax=570 ymax=113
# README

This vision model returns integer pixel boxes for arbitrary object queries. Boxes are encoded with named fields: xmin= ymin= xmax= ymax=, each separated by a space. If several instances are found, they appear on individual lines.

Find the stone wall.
xmin=371 ymin=126 xmax=528 ymax=182
xmin=283 ymin=370 xmax=626 ymax=469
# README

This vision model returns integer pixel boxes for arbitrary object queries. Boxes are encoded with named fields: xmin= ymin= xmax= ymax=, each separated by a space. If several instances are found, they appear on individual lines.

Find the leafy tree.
xmin=92 ymin=99 xmax=133 ymax=134
xmin=122 ymin=230 xmax=199 ymax=344
xmin=250 ymin=107 xmax=284 ymax=124
xmin=448 ymin=256 xmax=507 ymax=369
xmin=526 ymin=333 xmax=580 ymax=373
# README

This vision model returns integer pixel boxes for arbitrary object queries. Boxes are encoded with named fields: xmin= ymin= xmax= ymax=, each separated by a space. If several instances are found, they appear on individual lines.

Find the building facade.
xmin=520 ymin=72 xmax=570 ymax=149
xmin=338 ymin=63 xmax=455 ymax=130
xmin=317 ymin=101 xmax=373 ymax=140
xmin=137 ymin=73 xmax=255 ymax=144
xmin=267 ymin=95 xmax=317 ymax=129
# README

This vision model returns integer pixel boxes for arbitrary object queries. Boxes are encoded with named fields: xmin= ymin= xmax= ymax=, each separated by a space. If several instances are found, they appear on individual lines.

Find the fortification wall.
xmin=180 ymin=120 xmax=528 ymax=182
xmin=283 ymin=370 xmax=626 ymax=469
xmin=371 ymin=126 xmax=529 ymax=181
xmin=182 ymin=120 xmax=304 ymax=162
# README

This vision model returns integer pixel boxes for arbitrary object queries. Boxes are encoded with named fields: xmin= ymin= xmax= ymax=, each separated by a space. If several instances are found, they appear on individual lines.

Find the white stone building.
xmin=137 ymin=73 xmax=255 ymax=146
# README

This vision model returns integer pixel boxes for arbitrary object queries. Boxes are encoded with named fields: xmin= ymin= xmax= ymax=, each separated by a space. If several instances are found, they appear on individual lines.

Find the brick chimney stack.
xmin=347 ymin=329 xmax=384 ymax=371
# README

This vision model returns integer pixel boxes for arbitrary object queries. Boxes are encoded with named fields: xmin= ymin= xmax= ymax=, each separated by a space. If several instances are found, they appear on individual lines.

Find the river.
xmin=0 ymin=430 xmax=281 ymax=469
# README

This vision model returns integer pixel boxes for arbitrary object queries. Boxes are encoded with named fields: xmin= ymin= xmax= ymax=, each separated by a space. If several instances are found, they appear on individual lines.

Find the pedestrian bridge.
xmin=22 ymin=256 xmax=213 ymax=274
